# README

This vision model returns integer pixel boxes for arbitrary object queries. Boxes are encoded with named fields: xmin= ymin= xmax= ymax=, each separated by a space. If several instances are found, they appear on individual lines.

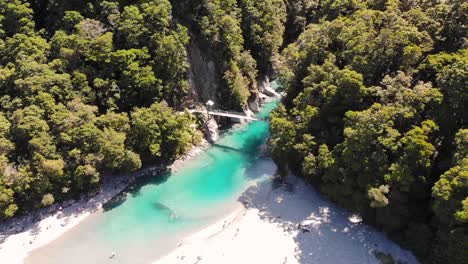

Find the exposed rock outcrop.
xmin=259 ymin=93 xmax=268 ymax=101
xmin=204 ymin=117 xmax=219 ymax=143
xmin=186 ymin=34 xmax=279 ymax=142
xmin=248 ymin=96 xmax=260 ymax=113
xmin=258 ymin=76 xmax=281 ymax=98
xmin=187 ymin=37 xmax=220 ymax=103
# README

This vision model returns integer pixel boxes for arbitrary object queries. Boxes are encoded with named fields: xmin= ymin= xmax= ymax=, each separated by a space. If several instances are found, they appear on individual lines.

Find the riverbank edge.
xmin=0 ymin=138 xmax=211 ymax=264
xmin=0 ymin=100 xmax=272 ymax=263
xmin=0 ymin=88 xmax=281 ymax=264
xmin=152 ymin=174 xmax=419 ymax=264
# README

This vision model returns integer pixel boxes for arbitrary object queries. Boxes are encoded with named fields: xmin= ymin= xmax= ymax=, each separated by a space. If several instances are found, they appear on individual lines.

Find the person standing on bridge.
xmin=206 ymin=100 xmax=215 ymax=119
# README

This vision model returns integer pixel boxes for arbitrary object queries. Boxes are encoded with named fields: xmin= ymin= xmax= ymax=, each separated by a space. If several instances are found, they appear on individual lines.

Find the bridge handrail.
xmin=209 ymin=109 xmax=246 ymax=116
xmin=189 ymin=109 xmax=259 ymax=120
xmin=190 ymin=109 xmax=246 ymax=116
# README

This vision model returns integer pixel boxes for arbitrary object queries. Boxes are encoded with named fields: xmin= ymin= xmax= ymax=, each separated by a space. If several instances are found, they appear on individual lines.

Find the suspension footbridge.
xmin=189 ymin=100 xmax=259 ymax=121
xmin=188 ymin=109 xmax=259 ymax=121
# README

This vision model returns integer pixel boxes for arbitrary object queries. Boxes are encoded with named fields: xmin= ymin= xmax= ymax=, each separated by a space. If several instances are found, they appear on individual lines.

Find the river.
xmin=25 ymin=97 xmax=280 ymax=264
xmin=25 ymin=90 xmax=418 ymax=264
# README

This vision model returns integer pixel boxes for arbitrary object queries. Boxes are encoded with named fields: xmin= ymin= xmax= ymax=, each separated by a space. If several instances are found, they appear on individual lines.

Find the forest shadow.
xmin=240 ymin=133 xmax=268 ymax=155
xmin=238 ymin=174 xmax=404 ymax=264
xmin=1 ymin=195 xmax=101 ymax=241
xmin=102 ymin=171 xmax=170 ymax=212
xmin=212 ymin=143 xmax=243 ymax=153
xmin=211 ymin=130 xmax=266 ymax=158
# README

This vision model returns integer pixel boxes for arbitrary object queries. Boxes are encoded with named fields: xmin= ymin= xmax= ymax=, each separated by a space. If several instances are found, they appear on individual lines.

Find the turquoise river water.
xmin=25 ymin=90 xmax=418 ymax=264
xmin=26 ymin=98 xmax=280 ymax=264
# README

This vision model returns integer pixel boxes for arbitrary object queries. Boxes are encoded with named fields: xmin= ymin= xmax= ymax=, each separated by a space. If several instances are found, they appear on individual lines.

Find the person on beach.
xmin=170 ymin=213 xmax=178 ymax=221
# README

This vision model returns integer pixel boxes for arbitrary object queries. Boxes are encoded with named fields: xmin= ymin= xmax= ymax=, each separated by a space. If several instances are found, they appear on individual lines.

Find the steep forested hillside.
xmin=0 ymin=0 xmax=288 ymax=220
xmin=171 ymin=0 xmax=287 ymax=109
xmin=269 ymin=0 xmax=467 ymax=263
xmin=0 ymin=0 xmax=208 ymax=219
xmin=0 ymin=0 xmax=466 ymax=263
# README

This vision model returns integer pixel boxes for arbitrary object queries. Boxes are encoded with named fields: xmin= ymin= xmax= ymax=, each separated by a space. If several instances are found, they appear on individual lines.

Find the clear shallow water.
xmin=95 ymin=99 xmax=278 ymax=246
xmin=26 ymin=99 xmax=280 ymax=264
xmin=25 ymin=91 xmax=418 ymax=264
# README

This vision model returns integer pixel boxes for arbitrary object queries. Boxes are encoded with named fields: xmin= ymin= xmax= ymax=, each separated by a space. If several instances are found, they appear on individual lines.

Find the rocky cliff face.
xmin=187 ymin=37 xmax=220 ymax=104
xmin=258 ymin=76 xmax=281 ymax=98
xmin=186 ymin=33 xmax=277 ymax=142
xmin=204 ymin=117 xmax=219 ymax=143
xmin=187 ymin=34 xmax=272 ymax=114
xmin=186 ymin=36 xmax=221 ymax=142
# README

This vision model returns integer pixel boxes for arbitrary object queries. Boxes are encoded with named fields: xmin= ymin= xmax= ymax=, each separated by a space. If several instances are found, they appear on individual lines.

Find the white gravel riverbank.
xmin=154 ymin=163 xmax=419 ymax=264
xmin=0 ymin=141 xmax=208 ymax=264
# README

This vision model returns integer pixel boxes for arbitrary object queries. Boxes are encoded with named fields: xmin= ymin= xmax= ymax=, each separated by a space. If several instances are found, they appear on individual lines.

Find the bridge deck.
xmin=189 ymin=110 xmax=259 ymax=121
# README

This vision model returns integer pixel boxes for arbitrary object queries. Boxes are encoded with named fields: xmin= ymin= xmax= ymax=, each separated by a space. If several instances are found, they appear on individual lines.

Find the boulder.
xmin=245 ymin=109 xmax=255 ymax=119
xmin=248 ymin=98 xmax=260 ymax=112
xmin=259 ymin=92 xmax=268 ymax=101
xmin=263 ymin=86 xmax=281 ymax=98
xmin=204 ymin=118 xmax=219 ymax=143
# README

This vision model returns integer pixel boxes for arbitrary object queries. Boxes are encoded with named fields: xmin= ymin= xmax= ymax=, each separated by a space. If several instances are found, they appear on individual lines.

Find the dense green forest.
xmin=0 ymin=0 xmax=210 ymax=219
xmin=269 ymin=0 xmax=467 ymax=263
xmin=0 ymin=0 xmax=287 ymax=220
xmin=171 ymin=0 xmax=287 ymax=109
xmin=0 ymin=0 xmax=466 ymax=263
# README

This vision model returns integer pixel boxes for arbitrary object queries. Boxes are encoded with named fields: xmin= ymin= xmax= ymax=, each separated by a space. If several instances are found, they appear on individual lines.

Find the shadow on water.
xmin=212 ymin=143 xmax=243 ymax=153
xmin=241 ymin=133 xmax=268 ymax=154
xmin=102 ymin=171 xmax=171 ymax=212
xmin=103 ymin=107 xmax=273 ymax=215
xmin=213 ymin=124 xmax=267 ymax=155
xmin=151 ymin=202 xmax=176 ymax=219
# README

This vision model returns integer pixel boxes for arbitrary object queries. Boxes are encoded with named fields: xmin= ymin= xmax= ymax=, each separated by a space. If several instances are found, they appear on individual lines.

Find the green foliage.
xmin=269 ymin=1 xmax=467 ymax=262
xmin=151 ymin=24 xmax=191 ymax=106
xmin=193 ymin=0 xmax=255 ymax=107
xmin=62 ymin=11 xmax=84 ymax=33
xmin=130 ymin=102 xmax=200 ymax=163
xmin=268 ymin=104 xmax=306 ymax=174
xmin=170 ymin=0 xmax=286 ymax=107
xmin=0 ymin=186 xmax=18 ymax=217
xmin=431 ymin=130 xmax=468 ymax=263
xmin=238 ymin=0 xmax=286 ymax=74
xmin=0 ymin=1 xmax=465 ymax=262
xmin=0 ymin=0 xmax=208 ymax=219
xmin=74 ymin=165 xmax=100 ymax=191
xmin=425 ymin=49 xmax=468 ymax=126
xmin=368 ymin=185 xmax=390 ymax=208
xmin=224 ymin=61 xmax=250 ymax=108
xmin=433 ymin=130 xmax=468 ymax=226
xmin=0 ymin=0 xmax=35 ymax=37
xmin=41 ymin=193 xmax=54 ymax=207
xmin=294 ymin=57 xmax=370 ymax=144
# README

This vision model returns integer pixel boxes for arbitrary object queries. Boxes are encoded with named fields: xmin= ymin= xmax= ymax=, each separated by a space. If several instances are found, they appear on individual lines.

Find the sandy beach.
xmin=0 ymin=156 xmax=420 ymax=264
xmin=154 ymin=173 xmax=419 ymax=264
xmin=0 ymin=141 xmax=208 ymax=264
xmin=0 ymin=118 xmax=419 ymax=264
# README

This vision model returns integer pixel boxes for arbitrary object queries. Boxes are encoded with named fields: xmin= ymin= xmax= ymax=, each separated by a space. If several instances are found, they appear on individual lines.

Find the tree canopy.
xmin=0 ymin=0 xmax=203 ymax=219
xmin=0 ymin=1 xmax=466 ymax=263
xmin=269 ymin=0 xmax=467 ymax=262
